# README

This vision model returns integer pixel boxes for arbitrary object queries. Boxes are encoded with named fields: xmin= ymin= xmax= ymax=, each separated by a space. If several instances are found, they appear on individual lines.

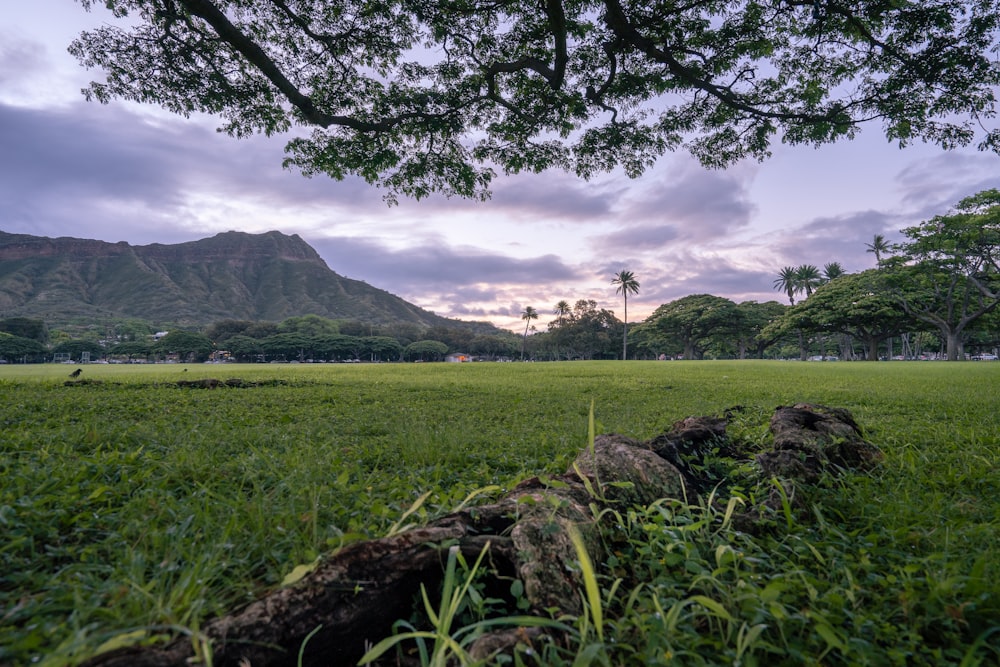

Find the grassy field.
xmin=1 ymin=361 xmax=998 ymax=665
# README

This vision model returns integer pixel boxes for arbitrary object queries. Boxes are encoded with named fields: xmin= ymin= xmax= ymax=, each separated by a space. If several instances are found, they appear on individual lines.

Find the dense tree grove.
xmin=0 ymin=315 xmax=523 ymax=364
xmin=71 ymin=0 xmax=1000 ymax=201
xmin=767 ymin=189 xmax=1000 ymax=361
xmin=155 ymin=330 xmax=215 ymax=363
xmin=629 ymin=190 xmax=1000 ymax=361
xmin=0 ymin=332 xmax=48 ymax=364
xmin=533 ymin=299 xmax=622 ymax=360
xmin=764 ymin=271 xmax=911 ymax=361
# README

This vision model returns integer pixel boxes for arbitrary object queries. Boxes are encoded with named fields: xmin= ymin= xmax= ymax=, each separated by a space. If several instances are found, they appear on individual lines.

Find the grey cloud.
xmin=609 ymin=253 xmax=781 ymax=312
xmin=623 ymin=163 xmax=756 ymax=240
xmin=0 ymin=99 xmax=403 ymax=245
xmin=442 ymin=285 xmax=504 ymax=303
xmin=0 ymin=33 xmax=47 ymax=89
xmin=309 ymin=235 xmax=580 ymax=296
xmin=0 ymin=103 xmax=204 ymax=241
xmin=669 ymin=262 xmax=777 ymax=303
xmin=443 ymin=301 xmax=530 ymax=319
xmin=158 ymin=119 xmax=622 ymax=222
xmin=445 ymin=304 xmax=491 ymax=317
xmin=896 ymin=153 xmax=1000 ymax=215
xmin=198 ymin=131 xmax=387 ymax=211
xmin=0 ymin=104 xmax=183 ymax=203
xmin=592 ymin=223 xmax=680 ymax=252
xmin=366 ymin=171 xmax=621 ymax=222
xmin=487 ymin=174 xmax=619 ymax=220
xmin=771 ymin=210 xmax=898 ymax=272
xmin=497 ymin=303 xmax=531 ymax=319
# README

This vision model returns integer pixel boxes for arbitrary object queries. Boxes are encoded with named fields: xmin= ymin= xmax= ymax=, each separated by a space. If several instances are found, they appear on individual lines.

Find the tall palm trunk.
xmin=622 ymin=293 xmax=628 ymax=360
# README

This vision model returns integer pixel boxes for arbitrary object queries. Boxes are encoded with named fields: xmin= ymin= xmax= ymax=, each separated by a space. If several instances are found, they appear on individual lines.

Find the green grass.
xmin=1 ymin=361 xmax=998 ymax=665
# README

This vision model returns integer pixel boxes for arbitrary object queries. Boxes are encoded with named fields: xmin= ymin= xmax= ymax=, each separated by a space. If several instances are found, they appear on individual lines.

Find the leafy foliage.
xmin=637 ymin=294 xmax=742 ymax=359
xmin=541 ymin=299 xmax=621 ymax=361
xmin=0 ymin=318 xmax=48 ymax=343
xmin=154 ymin=330 xmax=214 ymax=362
xmin=881 ymin=189 xmax=1000 ymax=360
xmin=0 ymin=332 xmax=47 ymax=363
xmin=766 ymin=271 xmax=912 ymax=361
xmin=69 ymin=0 xmax=1000 ymax=200
xmin=734 ymin=300 xmax=788 ymax=359
xmin=404 ymin=339 xmax=449 ymax=361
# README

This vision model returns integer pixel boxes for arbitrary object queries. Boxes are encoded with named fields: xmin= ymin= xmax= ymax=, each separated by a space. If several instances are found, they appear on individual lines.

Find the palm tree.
xmin=553 ymin=300 xmax=571 ymax=325
xmin=520 ymin=306 xmax=538 ymax=360
xmin=866 ymin=234 xmax=890 ymax=265
xmin=795 ymin=264 xmax=822 ymax=297
xmin=823 ymin=262 xmax=845 ymax=282
xmin=611 ymin=269 xmax=640 ymax=360
xmin=773 ymin=266 xmax=800 ymax=305
xmin=774 ymin=265 xmax=809 ymax=360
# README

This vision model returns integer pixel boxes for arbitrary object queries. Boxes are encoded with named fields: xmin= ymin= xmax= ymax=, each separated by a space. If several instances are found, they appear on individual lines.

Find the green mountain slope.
xmin=0 ymin=230 xmax=467 ymax=329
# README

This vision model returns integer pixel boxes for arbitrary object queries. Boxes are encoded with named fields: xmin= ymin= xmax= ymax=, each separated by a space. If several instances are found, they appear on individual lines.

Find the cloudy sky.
xmin=3 ymin=2 xmax=999 ymax=333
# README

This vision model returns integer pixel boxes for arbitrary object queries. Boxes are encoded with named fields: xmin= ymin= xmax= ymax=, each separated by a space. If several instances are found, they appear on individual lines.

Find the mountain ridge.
xmin=0 ymin=230 xmax=479 ymax=330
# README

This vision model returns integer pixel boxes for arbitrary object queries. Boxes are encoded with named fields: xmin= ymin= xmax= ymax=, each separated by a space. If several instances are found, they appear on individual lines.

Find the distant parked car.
xmin=973 ymin=353 xmax=998 ymax=361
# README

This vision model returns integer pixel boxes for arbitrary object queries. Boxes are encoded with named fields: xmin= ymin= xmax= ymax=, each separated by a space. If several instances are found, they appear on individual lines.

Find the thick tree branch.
xmin=176 ymin=0 xmax=455 ymax=133
xmin=176 ymin=0 xmax=337 ymax=126
xmin=601 ymin=0 xmax=847 ymax=125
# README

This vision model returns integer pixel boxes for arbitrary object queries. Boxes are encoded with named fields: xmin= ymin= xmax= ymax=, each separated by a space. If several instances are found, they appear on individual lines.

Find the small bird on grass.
xmin=69 ymin=368 xmax=82 ymax=378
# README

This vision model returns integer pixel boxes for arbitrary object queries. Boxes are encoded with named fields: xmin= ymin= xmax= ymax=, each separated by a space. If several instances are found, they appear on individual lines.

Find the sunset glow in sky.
xmin=3 ymin=1 xmax=998 ymax=332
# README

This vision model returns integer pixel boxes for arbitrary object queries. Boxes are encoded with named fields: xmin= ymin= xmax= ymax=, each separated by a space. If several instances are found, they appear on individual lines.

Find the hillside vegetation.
xmin=0 ymin=230 xmax=468 ymax=329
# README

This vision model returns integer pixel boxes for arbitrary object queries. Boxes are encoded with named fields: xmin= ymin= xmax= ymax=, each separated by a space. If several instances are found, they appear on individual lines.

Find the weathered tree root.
xmin=761 ymin=403 xmax=883 ymax=483
xmin=81 ymin=404 xmax=880 ymax=667
xmin=63 ymin=378 xmax=284 ymax=389
xmin=174 ymin=378 xmax=278 ymax=388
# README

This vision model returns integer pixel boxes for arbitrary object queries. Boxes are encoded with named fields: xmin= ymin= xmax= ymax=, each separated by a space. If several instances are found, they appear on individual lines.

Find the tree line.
xmin=523 ymin=189 xmax=1000 ymax=362
xmin=3 ymin=191 xmax=998 ymax=364
xmin=648 ymin=190 xmax=1000 ymax=360
xmin=0 ymin=315 xmax=524 ymax=364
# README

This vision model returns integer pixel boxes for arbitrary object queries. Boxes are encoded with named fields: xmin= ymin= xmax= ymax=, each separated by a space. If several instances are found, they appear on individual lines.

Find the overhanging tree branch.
xmin=71 ymin=0 xmax=1000 ymax=199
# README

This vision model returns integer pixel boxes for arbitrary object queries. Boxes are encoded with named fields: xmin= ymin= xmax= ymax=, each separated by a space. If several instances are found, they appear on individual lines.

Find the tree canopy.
xmin=881 ymin=189 xmax=1000 ymax=360
xmin=404 ymin=339 xmax=448 ymax=361
xmin=156 ymin=330 xmax=215 ymax=362
xmin=639 ymin=293 xmax=742 ymax=360
xmin=734 ymin=300 xmax=787 ymax=359
xmin=0 ymin=333 xmax=48 ymax=363
xmin=765 ymin=270 xmax=911 ymax=360
xmin=544 ymin=298 xmax=620 ymax=360
xmin=71 ymin=0 xmax=1000 ymax=200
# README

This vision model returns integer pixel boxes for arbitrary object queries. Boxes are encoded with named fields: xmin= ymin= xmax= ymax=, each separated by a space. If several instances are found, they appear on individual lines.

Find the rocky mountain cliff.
xmin=0 ymin=230 xmax=467 ymax=329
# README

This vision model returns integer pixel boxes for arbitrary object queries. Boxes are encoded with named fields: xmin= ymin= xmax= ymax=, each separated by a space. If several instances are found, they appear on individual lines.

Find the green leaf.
xmin=280 ymin=557 xmax=321 ymax=587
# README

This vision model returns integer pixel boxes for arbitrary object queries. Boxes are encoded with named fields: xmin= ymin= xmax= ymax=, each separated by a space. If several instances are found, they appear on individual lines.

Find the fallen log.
xmin=81 ymin=404 xmax=880 ymax=667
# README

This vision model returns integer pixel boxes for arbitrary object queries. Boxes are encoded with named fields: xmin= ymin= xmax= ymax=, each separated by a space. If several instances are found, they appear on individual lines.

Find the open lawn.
xmin=2 ymin=361 xmax=998 ymax=665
